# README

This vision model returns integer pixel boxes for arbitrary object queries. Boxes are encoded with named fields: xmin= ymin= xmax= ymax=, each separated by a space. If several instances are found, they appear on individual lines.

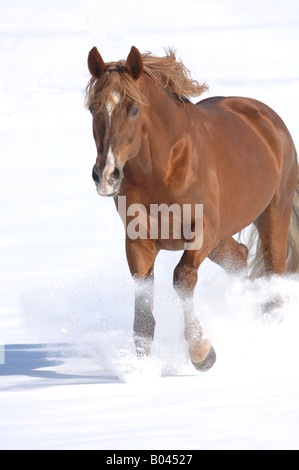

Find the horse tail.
xmin=245 ymin=171 xmax=299 ymax=277
xmin=245 ymin=226 xmax=264 ymax=278
xmin=286 ymin=174 xmax=299 ymax=273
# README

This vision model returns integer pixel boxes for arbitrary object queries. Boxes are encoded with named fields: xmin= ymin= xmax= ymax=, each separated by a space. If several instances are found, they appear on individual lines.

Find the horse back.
xmin=195 ymin=95 xmax=296 ymax=163
xmin=192 ymin=95 xmax=297 ymax=236
xmin=196 ymin=96 xmax=226 ymax=106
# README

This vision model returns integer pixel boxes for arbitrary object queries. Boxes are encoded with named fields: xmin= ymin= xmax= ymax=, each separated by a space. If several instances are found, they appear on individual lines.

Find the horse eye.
xmin=130 ymin=106 xmax=139 ymax=117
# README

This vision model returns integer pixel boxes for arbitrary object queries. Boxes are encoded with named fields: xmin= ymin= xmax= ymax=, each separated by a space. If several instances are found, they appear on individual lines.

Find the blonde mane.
xmin=85 ymin=49 xmax=208 ymax=112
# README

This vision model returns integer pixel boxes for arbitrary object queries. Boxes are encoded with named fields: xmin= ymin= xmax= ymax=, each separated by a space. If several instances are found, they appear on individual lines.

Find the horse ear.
xmin=88 ymin=47 xmax=106 ymax=78
xmin=126 ymin=46 xmax=143 ymax=80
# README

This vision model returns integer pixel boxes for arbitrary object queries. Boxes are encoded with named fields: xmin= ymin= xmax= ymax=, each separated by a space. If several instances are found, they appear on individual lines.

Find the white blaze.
xmin=98 ymin=91 xmax=121 ymax=196
xmin=106 ymin=91 xmax=120 ymax=125
xmin=97 ymin=146 xmax=116 ymax=195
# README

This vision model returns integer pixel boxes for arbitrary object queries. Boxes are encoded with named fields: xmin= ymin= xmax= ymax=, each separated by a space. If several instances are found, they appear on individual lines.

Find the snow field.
xmin=1 ymin=0 xmax=299 ymax=450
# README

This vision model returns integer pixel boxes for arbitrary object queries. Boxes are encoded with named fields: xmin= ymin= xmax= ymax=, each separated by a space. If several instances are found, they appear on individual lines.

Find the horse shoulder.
xmin=165 ymin=137 xmax=193 ymax=191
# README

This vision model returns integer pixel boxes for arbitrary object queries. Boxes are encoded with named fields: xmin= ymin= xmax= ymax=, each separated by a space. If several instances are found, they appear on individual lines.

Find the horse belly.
xmin=216 ymin=124 xmax=282 ymax=235
xmin=219 ymin=174 xmax=277 ymax=237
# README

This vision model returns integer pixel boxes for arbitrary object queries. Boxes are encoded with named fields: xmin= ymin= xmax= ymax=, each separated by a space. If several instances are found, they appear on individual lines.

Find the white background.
xmin=1 ymin=0 xmax=299 ymax=450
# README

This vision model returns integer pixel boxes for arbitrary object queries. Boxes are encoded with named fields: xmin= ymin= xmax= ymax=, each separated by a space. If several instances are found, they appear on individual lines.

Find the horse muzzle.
xmin=92 ymin=164 xmax=123 ymax=197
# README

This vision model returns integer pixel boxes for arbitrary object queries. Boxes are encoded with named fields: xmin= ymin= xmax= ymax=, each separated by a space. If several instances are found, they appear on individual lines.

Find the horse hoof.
xmin=191 ymin=344 xmax=216 ymax=372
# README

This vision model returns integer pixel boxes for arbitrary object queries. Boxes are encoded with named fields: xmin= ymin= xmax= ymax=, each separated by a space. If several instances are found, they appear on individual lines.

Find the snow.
xmin=1 ymin=0 xmax=299 ymax=450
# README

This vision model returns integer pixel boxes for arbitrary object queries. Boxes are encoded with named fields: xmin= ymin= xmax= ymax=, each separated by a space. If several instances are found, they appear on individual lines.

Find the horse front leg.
xmin=209 ymin=237 xmax=248 ymax=273
xmin=133 ymin=270 xmax=155 ymax=357
xmin=126 ymin=239 xmax=159 ymax=358
xmin=173 ymin=247 xmax=217 ymax=372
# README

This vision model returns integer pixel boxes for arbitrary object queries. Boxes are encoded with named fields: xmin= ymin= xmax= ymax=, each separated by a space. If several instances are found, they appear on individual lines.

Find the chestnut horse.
xmin=86 ymin=46 xmax=299 ymax=371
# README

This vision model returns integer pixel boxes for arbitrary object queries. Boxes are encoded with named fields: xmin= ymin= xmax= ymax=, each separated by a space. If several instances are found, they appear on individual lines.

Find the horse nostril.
xmin=108 ymin=168 xmax=121 ymax=187
xmin=92 ymin=167 xmax=100 ymax=183
xmin=111 ymin=167 xmax=120 ymax=180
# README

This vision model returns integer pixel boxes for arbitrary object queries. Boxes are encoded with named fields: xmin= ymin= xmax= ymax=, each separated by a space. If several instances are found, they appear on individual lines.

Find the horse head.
xmin=87 ymin=46 xmax=144 ymax=197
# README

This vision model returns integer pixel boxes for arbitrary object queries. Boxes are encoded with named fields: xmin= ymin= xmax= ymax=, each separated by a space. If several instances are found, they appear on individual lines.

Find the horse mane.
xmin=85 ymin=48 xmax=208 ymax=112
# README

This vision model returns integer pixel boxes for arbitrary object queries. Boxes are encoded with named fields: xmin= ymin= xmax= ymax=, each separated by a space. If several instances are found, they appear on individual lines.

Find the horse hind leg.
xmin=252 ymin=196 xmax=293 ymax=318
xmin=255 ymin=200 xmax=292 ymax=276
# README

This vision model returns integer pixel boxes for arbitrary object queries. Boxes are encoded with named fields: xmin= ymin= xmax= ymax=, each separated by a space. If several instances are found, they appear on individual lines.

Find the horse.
xmin=85 ymin=46 xmax=299 ymax=372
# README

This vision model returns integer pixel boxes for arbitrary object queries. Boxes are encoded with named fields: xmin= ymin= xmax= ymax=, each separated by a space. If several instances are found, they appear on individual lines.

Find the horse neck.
xmin=145 ymin=81 xmax=185 ymax=141
xmin=139 ymin=80 xmax=189 ymax=170
xmin=122 ymin=80 xmax=193 ymax=196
